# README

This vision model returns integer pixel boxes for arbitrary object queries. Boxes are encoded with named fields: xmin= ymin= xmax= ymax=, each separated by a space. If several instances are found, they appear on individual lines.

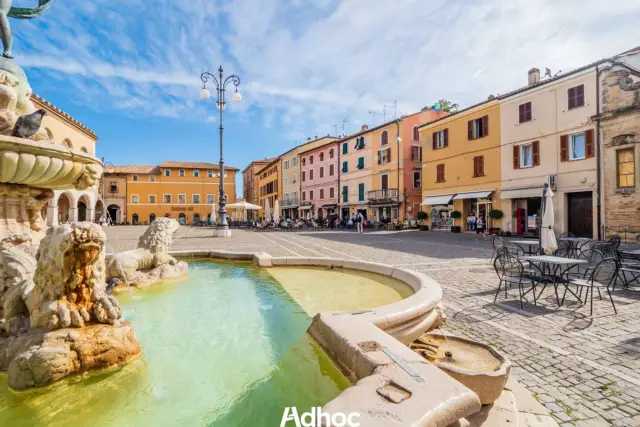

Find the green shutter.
xmin=358 ymin=157 xmax=364 ymax=169
xmin=343 ymin=186 xmax=348 ymax=203
xmin=358 ymin=183 xmax=364 ymax=201
xmin=343 ymin=143 xmax=348 ymax=154
xmin=342 ymin=161 xmax=348 ymax=172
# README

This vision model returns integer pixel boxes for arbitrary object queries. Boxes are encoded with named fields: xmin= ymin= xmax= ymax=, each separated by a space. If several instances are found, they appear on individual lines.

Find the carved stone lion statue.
xmin=107 ymin=218 xmax=188 ymax=287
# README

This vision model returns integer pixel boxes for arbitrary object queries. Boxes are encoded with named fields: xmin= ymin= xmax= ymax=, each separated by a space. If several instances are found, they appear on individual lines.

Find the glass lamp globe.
xmin=232 ymin=91 xmax=242 ymax=102
xmin=200 ymin=88 xmax=210 ymax=100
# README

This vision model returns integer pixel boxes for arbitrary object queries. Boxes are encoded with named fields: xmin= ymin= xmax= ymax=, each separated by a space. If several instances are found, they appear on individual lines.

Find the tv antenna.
xmin=368 ymin=110 xmax=379 ymax=126
xmin=384 ymin=101 xmax=397 ymax=121
xmin=341 ymin=118 xmax=350 ymax=136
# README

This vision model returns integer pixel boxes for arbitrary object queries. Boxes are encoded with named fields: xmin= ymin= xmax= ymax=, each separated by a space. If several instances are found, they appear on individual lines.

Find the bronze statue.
xmin=0 ymin=0 xmax=54 ymax=59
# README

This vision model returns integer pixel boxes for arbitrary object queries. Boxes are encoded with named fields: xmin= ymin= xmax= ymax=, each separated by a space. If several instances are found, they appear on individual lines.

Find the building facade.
xmin=299 ymin=141 xmax=339 ymax=219
xmin=256 ymin=158 xmax=281 ymax=219
xmin=242 ymin=159 xmax=272 ymax=219
xmin=32 ymin=94 xmax=103 ymax=226
xmin=339 ymin=126 xmax=372 ymax=221
xmin=499 ymin=67 xmax=600 ymax=238
xmin=103 ymin=161 xmax=237 ymax=225
xmin=599 ymin=59 xmax=640 ymax=241
xmin=281 ymin=136 xmax=337 ymax=219
xmin=101 ymin=166 xmax=132 ymax=224
xmin=420 ymin=101 xmax=503 ymax=231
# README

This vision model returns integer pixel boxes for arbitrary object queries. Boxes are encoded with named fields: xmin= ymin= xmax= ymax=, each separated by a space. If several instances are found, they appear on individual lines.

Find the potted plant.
xmin=395 ymin=220 xmax=404 ymax=230
xmin=450 ymin=210 xmax=462 ymax=233
xmin=417 ymin=211 xmax=429 ymax=231
xmin=488 ymin=209 xmax=504 ymax=234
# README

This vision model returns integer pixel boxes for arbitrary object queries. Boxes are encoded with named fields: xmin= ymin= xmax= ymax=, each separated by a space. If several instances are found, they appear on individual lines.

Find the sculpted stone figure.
xmin=0 ymin=0 xmax=54 ymax=59
xmin=107 ymin=218 xmax=188 ymax=287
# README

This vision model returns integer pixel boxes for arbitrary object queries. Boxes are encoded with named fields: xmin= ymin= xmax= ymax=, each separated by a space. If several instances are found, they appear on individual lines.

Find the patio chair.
xmin=493 ymin=253 xmax=538 ymax=309
xmin=568 ymin=249 xmax=605 ymax=289
xmin=568 ymin=258 xmax=619 ymax=315
xmin=489 ymin=236 xmax=504 ymax=264
xmin=617 ymin=250 xmax=640 ymax=288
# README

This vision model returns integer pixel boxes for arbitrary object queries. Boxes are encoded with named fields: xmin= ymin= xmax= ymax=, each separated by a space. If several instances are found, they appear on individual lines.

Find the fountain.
xmin=0 ymin=1 xmax=141 ymax=390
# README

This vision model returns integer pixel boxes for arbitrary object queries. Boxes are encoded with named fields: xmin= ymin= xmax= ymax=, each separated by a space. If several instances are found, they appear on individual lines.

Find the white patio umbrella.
xmin=265 ymin=199 xmax=272 ymax=221
xmin=540 ymin=186 xmax=558 ymax=254
xmin=273 ymin=200 xmax=280 ymax=223
xmin=225 ymin=201 xmax=261 ymax=221
xmin=210 ymin=203 xmax=217 ymax=224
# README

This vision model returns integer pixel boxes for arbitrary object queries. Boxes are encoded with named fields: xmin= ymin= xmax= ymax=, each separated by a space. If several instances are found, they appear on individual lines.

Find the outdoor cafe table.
xmin=520 ymin=255 xmax=587 ymax=306
xmin=510 ymin=240 xmax=540 ymax=255
xmin=558 ymin=237 xmax=591 ymax=257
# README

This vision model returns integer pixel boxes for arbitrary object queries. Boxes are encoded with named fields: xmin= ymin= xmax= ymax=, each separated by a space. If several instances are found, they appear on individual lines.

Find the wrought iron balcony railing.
xmin=367 ymin=189 xmax=399 ymax=201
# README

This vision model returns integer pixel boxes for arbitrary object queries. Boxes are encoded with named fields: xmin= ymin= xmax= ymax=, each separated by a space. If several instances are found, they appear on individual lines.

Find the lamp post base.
xmin=215 ymin=227 xmax=232 ymax=237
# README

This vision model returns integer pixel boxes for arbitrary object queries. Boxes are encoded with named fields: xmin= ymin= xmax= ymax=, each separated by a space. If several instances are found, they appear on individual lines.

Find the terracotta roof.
xmin=31 ymin=94 xmax=98 ymax=138
xmin=159 ymin=161 xmax=239 ymax=170
xmin=417 ymin=99 xmax=495 ymax=129
xmin=255 ymin=157 xmax=281 ymax=175
xmin=105 ymin=165 xmax=159 ymax=174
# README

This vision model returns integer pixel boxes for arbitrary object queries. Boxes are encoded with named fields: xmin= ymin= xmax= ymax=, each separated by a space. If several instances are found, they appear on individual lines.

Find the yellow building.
xmin=420 ymin=100 xmax=502 ymax=231
xmin=256 ymin=157 xmax=281 ymax=219
xmin=242 ymin=159 xmax=273 ymax=219
xmin=103 ymin=161 xmax=237 ymax=225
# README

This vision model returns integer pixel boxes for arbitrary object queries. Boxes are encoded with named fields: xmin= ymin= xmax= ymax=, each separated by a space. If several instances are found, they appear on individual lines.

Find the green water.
xmin=0 ymin=261 xmax=349 ymax=427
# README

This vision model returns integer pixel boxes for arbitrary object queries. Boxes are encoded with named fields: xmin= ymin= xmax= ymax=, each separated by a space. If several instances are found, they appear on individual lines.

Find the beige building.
xmin=339 ymin=126 xmax=373 ymax=220
xmin=32 ymin=94 xmax=103 ymax=226
xmin=499 ymin=65 xmax=602 ymax=238
xmin=281 ymin=136 xmax=337 ymax=219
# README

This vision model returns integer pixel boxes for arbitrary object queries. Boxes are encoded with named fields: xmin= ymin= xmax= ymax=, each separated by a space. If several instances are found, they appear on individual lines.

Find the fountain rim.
xmin=0 ymin=135 xmax=103 ymax=166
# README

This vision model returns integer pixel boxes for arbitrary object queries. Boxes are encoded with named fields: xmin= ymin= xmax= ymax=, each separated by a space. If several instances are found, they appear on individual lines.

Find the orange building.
xmin=103 ymin=161 xmax=238 ymax=225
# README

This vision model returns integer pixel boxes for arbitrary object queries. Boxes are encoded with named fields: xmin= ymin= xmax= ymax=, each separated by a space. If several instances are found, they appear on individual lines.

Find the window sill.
xmin=472 ymin=174 xmax=486 ymax=178
xmin=616 ymin=188 xmax=636 ymax=195
xmin=436 ymin=181 xmax=446 ymax=184
xmin=518 ymin=164 xmax=534 ymax=169
xmin=567 ymin=104 xmax=586 ymax=111
xmin=569 ymin=157 xmax=586 ymax=161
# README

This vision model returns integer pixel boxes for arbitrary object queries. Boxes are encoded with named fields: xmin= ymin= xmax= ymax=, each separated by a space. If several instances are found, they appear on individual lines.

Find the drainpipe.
xmin=595 ymin=65 xmax=605 ymax=240
xmin=396 ymin=120 xmax=401 ymax=219
xmin=337 ymin=141 xmax=341 ymax=219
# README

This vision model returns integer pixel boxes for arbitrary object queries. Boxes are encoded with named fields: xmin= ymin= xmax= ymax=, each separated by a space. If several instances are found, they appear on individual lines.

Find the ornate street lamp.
xmin=200 ymin=66 xmax=242 ymax=237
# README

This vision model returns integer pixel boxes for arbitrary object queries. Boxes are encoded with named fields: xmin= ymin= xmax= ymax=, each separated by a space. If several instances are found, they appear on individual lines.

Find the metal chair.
xmin=617 ymin=250 xmax=640 ymax=288
xmin=493 ymin=254 xmax=538 ymax=309
xmin=568 ymin=258 xmax=620 ymax=315
xmin=489 ymin=236 xmax=504 ymax=263
xmin=569 ymin=248 xmax=605 ymax=280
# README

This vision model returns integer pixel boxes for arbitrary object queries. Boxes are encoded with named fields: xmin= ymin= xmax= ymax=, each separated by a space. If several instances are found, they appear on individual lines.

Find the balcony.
xmin=367 ymin=189 xmax=399 ymax=201
xmin=282 ymin=197 xmax=299 ymax=207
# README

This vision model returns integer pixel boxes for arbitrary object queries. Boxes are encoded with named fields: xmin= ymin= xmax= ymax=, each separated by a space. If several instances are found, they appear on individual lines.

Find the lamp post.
xmin=100 ymin=157 xmax=115 ymax=223
xmin=200 ymin=66 xmax=242 ymax=237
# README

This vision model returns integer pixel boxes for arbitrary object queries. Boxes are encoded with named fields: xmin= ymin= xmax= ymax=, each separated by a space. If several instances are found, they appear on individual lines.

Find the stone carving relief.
xmin=607 ymin=133 xmax=637 ymax=148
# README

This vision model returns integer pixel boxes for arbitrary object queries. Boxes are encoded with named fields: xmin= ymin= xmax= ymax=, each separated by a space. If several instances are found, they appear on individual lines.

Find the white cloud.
xmin=12 ymin=0 xmax=640 ymax=145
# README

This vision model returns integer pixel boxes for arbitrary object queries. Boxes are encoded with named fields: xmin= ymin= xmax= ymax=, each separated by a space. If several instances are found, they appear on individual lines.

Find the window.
xmin=284 ymin=160 xmax=289 ymax=170
xmin=520 ymin=144 xmax=533 ymax=168
xmin=132 ymin=214 xmax=139 ymax=225
xmin=381 ymin=130 xmax=389 ymax=145
xmin=330 ymin=187 xmax=335 ymax=198
xmin=109 ymin=182 xmax=118 ymax=193
xmin=355 ymin=136 xmax=365 ymax=150
xmin=378 ymin=148 xmax=390 ymax=164
xmin=411 ymin=146 xmax=422 ymax=161
xmin=310 ymin=190 xmax=314 ymax=200
xmin=412 ymin=126 xmax=420 ymax=142
xmin=433 ymin=129 xmax=448 ymax=149
xmin=207 ymin=194 xmax=214 ymax=204
xmin=320 ymin=189 xmax=325 ymax=199
xmin=436 ymin=164 xmax=445 ymax=182
xmin=310 ymin=169 xmax=314 ymax=180
xmin=302 ymin=157 xmax=306 ymax=166
xmin=178 ymin=194 xmax=186 ymax=204
xmin=358 ymin=183 xmax=365 ymax=201
xmin=149 ymin=195 xmax=156 ymax=204
xmin=519 ymin=102 xmax=532 ymax=123
xmin=357 ymin=157 xmax=364 ymax=169
xmin=193 ymin=194 xmax=200 ymax=204
xmin=150 ymin=213 xmax=156 ymax=223
xmin=193 ymin=170 xmax=200 ymax=177
xmin=131 ymin=195 xmax=139 ymax=204
xmin=320 ymin=152 xmax=324 ymax=161
xmin=165 ymin=169 xmax=171 ymax=177
xmin=617 ymin=148 xmax=635 ymax=188
xmin=473 ymin=156 xmax=485 ymax=177
xmin=164 ymin=194 xmax=171 ymax=203
xmin=329 ymin=149 xmax=334 ymax=159
xmin=310 ymin=155 xmax=314 ymax=165
xmin=342 ymin=186 xmax=348 ymax=203
xmin=568 ymin=84 xmax=585 ymax=110
xmin=342 ymin=143 xmax=348 ymax=154
xmin=302 ymin=171 xmax=306 ymax=182
xmin=179 ymin=169 xmax=185 ymax=177
xmin=150 ymin=175 xmax=156 ymax=182
xmin=132 ymin=175 xmax=138 ymax=182
xmin=208 ymin=170 xmax=214 ymax=178
xmin=468 ymin=116 xmax=489 ymax=140
xmin=413 ymin=171 xmax=421 ymax=188
xmin=320 ymin=167 xmax=324 ymax=178
xmin=62 ymin=138 xmax=73 ymax=149
xmin=302 ymin=192 xmax=306 ymax=201
xmin=570 ymin=133 xmax=586 ymax=160
xmin=561 ymin=130 xmax=593 ymax=162
xmin=284 ymin=177 xmax=288 ymax=185
xmin=342 ymin=161 xmax=348 ymax=173
xmin=292 ymin=157 xmax=298 ymax=166
xmin=293 ymin=173 xmax=297 ymax=183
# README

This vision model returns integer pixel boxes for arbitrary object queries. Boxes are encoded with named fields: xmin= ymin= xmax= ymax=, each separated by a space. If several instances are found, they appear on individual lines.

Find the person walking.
xmin=476 ymin=215 xmax=487 ymax=239
xmin=356 ymin=211 xmax=364 ymax=234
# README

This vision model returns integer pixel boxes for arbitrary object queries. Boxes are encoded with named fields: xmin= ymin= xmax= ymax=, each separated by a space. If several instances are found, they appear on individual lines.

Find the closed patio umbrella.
xmin=540 ymin=185 xmax=558 ymax=254
xmin=211 ymin=203 xmax=216 ymax=224
xmin=274 ymin=200 xmax=280 ymax=223
xmin=265 ymin=199 xmax=271 ymax=221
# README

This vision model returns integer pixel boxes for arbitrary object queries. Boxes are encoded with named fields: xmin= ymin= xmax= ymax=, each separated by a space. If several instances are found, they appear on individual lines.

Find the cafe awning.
xmin=421 ymin=194 xmax=454 ymax=206
xmin=298 ymin=205 xmax=313 ymax=211
xmin=452 ymin=190 xmax=494 ymax=200
xmin=321 ymin=204 xmax=337 ymax=209
xmin=368 ymin=202 xmax=400 ymax=208
xmin=500 ymin=187 xmax=543 ymax=199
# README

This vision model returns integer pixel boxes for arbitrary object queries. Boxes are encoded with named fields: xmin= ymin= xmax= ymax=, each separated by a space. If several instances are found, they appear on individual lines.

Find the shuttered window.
xmin=381 ymin=130 xmax=389 ymax=145
xmin=342 ymin=143 xmax=348 ymax=154
xmin=473 ymin=156 xmax=485 ymax=177
xmin=310 ymin=169 xmax=314 ymax=180
xmin=357 ymin=157 xmax=364 ymax=169
xmin=468 ymin=116 xmax=489 ymax=140
xmin=330 ymin=187 xmax=335 ymax=198
xmin=319 ymin=167 xmax=324 ymax=178
xmin=358 ymin=183 xmax=365 ymax=201
xmin=519 ymin=102 xmax=532 ymax=123
xmin=320 ymin=189 xmax=324 ymax=199
xmin=342 ymin=161 xmax=348 ymax=173
xmin=412 ymin=126 xmax=420 ymax=141
xmin=568 ymin=85 xmax=585 ymax=110
xmin=329 ymin=164 xmax=335 ymax=176
xmin=436 ymin=164 xmax=445 ymax=183
xmin=342 ymin=186 xmax=348 ymax=203
xmin=561 ymin=130 xmax=594 ymax=161
xmin=432 ymin=129 xmax=448 ymax=149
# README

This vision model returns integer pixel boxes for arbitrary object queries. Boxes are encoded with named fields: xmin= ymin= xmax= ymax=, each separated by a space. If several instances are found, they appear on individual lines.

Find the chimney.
xmin=361 ymin=124 xmax=369 ymax=131
xmin=528 ymin=68 xmax=540 ymax=86
xmin=315 ymin=135 xmax=318 ymax=139
xmin=307 ymin=137 xmax=311 ymax=142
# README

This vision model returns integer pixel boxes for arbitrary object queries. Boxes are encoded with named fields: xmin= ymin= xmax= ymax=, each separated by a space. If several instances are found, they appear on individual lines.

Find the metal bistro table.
xmin=510 ymin=240 xmax=540 ymax=255
xmin=558 ymin=237 xmax=591 ymax=258
xmin=521 ymin=255 xmax=587 ymax=306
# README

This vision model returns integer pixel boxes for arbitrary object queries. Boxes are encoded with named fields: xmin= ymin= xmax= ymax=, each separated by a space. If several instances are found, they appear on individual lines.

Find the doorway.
xmin=568 ymin=192 xmax=593 ymax=238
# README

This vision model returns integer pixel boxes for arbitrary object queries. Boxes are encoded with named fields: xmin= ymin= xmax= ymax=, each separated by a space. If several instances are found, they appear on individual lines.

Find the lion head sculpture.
xmin=137 ymin=218 xmax=179 ymax=254
xmin=26 ymin=222 xmax=122 ymax=329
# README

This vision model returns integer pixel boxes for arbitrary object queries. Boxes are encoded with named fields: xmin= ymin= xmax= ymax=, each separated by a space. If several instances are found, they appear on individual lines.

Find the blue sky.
xmin=13 ymin=0 xmax=640 ymax=194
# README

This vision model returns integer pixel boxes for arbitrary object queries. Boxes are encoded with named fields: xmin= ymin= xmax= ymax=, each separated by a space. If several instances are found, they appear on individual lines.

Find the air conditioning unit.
xmin=547 ymin=174 xmax=557 ymax=191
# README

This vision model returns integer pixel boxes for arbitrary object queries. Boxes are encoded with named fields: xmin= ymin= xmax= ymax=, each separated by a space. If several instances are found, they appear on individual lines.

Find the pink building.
xmin=299 ymin=141 xmax=339 ymax=219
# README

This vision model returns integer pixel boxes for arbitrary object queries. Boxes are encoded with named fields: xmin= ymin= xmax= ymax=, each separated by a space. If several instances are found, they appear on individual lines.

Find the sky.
xmin=12 ymin=0 xmax=640 ymax=194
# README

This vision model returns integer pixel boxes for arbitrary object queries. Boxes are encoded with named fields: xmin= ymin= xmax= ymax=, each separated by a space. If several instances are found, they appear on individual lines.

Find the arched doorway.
xmin=95 ymin=200 xmax=105 ymax=222
xmin=193 ymin=213 xmax=200 ymax=223
xmin=107 ymin=204 xmax=120 ymax=224
xmin=77 ymin=195 xmax=89 ymax=222
xmin=58 ymin=193 xmax=72 ymax=224
xmin=132 ymin=214 xmax=139 ymax=225
xmin=150 ymin=213 xmax=156 ymax=223
xmin=178 ymin=213 xmax=186 ymax=224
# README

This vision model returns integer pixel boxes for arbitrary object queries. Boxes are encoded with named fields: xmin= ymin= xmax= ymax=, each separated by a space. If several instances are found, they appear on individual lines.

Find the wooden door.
xmin=567 ymin=192 xmax=593 ymax=238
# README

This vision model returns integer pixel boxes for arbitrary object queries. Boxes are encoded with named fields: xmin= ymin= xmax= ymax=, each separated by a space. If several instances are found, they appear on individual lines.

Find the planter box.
xmin=451 ymin=226 xmax=461 ymax=233
xmin=488 ymin=227 xmax=500 ymax=235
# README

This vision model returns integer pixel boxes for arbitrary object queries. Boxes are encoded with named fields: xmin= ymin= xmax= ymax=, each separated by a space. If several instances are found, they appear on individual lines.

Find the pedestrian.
xmin=467 ymin=212 xmax=476 ymax=231
xmin=356 ymin=211 xmax=364 ymax=234
xmin=476 ymin=215 xmax=487 ymax=239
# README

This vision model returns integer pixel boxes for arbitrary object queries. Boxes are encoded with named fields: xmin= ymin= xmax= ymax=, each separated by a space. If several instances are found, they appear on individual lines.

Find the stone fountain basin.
xmin=0 ymin=135 xmax=102 ymax=189
xmin=413 ymin=332 xmax=511 ymax=405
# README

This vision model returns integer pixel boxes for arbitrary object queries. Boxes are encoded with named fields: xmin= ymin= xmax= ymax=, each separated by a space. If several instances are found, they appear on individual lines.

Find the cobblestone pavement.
xmin=105 ymin=226 xmax=640 ymax=426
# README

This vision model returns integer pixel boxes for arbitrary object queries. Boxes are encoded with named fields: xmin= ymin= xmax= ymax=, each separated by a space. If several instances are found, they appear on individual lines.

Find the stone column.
xmin=68 ymin=207 xmax=78 ymax=223
xmin=47 ymin=204 xmax=58 ymax=227
xmin=86 ymin=208 xmax=95 ymax=223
